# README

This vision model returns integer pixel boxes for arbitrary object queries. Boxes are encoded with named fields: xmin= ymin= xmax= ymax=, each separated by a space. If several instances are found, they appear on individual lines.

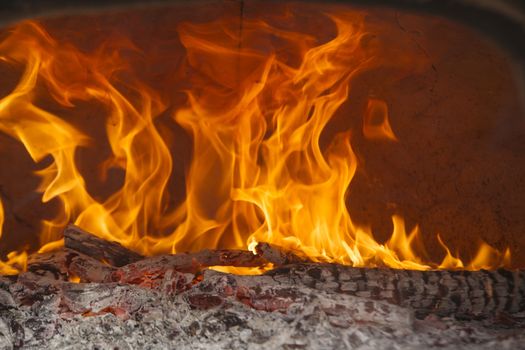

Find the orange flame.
xmin=437 ymin=234 xmax=465 ymax=269
xmin=0 ymin=11 xmax=512 ymax=274
xmin=363 ymin=98 xmax=398 ymax=141
xmin=69 ymin=275 xmax=81 ymax=283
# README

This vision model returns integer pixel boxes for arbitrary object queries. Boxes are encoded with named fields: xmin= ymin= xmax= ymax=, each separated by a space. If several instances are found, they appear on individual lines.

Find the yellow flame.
xmin=0 ymin=12 xmax=512 ymax=274
xmin=437 ymin=234 xmax=465 ymax=269
xmin=208 ymin=265 xmax=272 ymax=275
xmin=467 ymin=242 xmax=509 ymax=271
xmin=38 ymin=239 xmax=65 ymax=254
xmin=0 ymin=251 xmax=27 ymax=275
xmin=69 ymin=275 xmax=81 ymax=283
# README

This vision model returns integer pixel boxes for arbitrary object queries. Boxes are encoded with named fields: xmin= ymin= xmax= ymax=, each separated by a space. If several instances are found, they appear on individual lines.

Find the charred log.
xmin=23 ymin=253 xmax=525 ymax=321
xmin=269 ymin=264 xmax=525 ymax=320
xmin=107 ymin=249 xmax=267 ymax=285
xmin=1 ymin=265 xmax=525 ymax=349
xmin=254 ymin=242 xmax=310 ymax=265
xmin=26 ymin=248 xmax=115 ymax=283
xmin=2 ymin=235 xmax=525 ymax=349
xmin=63 ymin=225 xmax=143 ymax=267
xmin=11 ymin=225 xmax=525 ymax=324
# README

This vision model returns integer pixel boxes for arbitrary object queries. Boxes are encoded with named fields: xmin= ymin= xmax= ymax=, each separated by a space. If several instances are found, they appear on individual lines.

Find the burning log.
xmin=269 ymin=264 xmax=525 ymax=320
xmin=107 ymin=249 xmax=267 ymax=284
xmin=27 ymin=225 xmax=525 ymax=320
xmin=254 ymin=242 xmax=310 ymax=265
xmin=26 ymin=249 xmax=73 ymax=280
xmin=3 ymin=261 xmax=525 ymax=349
xmin=1 ymin=225 xmax=525 ymax=348
xmin=26 ymin=248 xmax=115 ymax=283
xmin=3 ymin=224 xmax=522 ymax=348
xmin=63 ymin=225 xmax=268 ymax=274
xmin=63 ymin=225 xmax=143 ymax=267
xmin=67 ymin=253 xmax=116 ymax=283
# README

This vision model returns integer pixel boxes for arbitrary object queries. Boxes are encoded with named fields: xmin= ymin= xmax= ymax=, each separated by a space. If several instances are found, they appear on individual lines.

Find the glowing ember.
xmin=69 ymin=275 xmax=81 ymax=283
xmin=0 ymin=9 xmax=511 ymax=274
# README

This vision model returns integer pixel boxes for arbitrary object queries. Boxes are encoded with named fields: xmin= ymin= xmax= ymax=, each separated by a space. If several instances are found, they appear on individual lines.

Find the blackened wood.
xmin=255 ymin=242 xmax=310 ymax=265
xmin=10 ymin=249 xmax=525 ymax=321
xmin=2 ymin=268 xmax=525 ymax=349
xmin=26 ymin=249 xmax=72 ymax=280
xmin=270 ymin=263 xmax=525 ymax=320
xmin=175 ymin=249 xmax=266 ymax=269
xmin=68 ymin=253 xmax=115 ymax=283
xmin=22 ymin=227 xmax=525 ymax=320
xmin=63 ymin=225 xmax=143 ymax=267
xmin=109 ymin=249 xmax=267 ymax=283
xmin=26 ymin=248 xmax=115 ymax=283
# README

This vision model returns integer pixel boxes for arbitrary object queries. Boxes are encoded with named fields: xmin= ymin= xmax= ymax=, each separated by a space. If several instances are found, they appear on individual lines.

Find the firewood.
xmin=254 ymin=242 xmax=310 ymax=265
xmin=26 ymin=249 xmax=73 ymax=280
xmin=108 ymin=249 xmax=267 ymax=283
xmin=22 ymin=225 xmax=525 ymax=320
xmin=68 ymin=253 xmax=116 ymax=283
xmin=2 ymin=265 xmax=524 ymax=349
xmin=63 ymin=225 xmax=143 ymax=267
xmin=270 ymin=263 xmax=525 ymax=320
xmin=26 ymin=248 xmax=115 ymax=283
xmin=24 ymin=247 xmax=525 ymax=321
xmin=104 ymin=252 xmax=525 ymax=320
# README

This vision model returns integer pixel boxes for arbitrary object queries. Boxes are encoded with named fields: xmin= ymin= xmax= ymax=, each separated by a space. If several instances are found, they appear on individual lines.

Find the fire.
xmin=0 ymin=10 xmax=511 ymax=274
xmin=363 ymin=99 xmax=398 ymax=141
xmin=69 ymin=275 xmax=81 ymax=283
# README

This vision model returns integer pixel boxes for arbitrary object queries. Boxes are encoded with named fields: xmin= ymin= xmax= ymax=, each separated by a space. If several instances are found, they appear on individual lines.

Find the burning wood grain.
xmin=0 ymin=225 xmax=523 ymax=348
xmin=20 ymin=225 xmax=525 ymax=320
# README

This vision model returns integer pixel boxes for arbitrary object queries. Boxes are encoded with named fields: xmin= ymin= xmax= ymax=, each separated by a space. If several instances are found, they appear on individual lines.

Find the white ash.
xmin=0 ymin=270 xmax=524 ymax=350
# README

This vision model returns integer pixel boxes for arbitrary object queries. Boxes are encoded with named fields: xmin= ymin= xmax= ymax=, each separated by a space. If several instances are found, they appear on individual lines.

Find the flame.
xmin=363 ymin=98 xmax=398 ymax=141
xmin=437 ymin=234 xmax=465 ymax=269
xmin=69 ymin=275 xmax=81 ymax=283
xmin=468 ymin=243 xmax=511 ymax=271
xmin=0 ymin=10 xmax=512 ymax=274
xmin=208 ymin=265 xmax=272 ymax=276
